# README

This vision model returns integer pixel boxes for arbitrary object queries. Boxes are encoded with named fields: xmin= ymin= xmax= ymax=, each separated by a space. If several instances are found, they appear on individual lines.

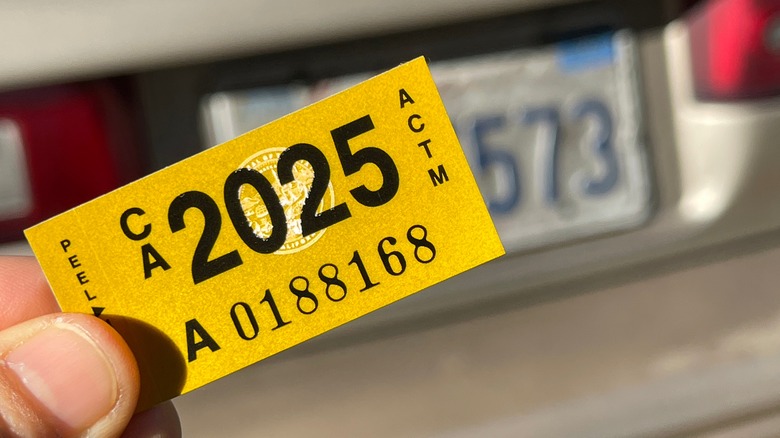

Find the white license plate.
xmin=201 ymin=32 xmax=651 ymax=253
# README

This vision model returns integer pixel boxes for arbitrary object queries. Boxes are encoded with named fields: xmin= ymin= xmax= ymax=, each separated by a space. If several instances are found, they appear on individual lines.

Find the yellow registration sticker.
xmin=25 ymin=57 xmax=504 ymax=409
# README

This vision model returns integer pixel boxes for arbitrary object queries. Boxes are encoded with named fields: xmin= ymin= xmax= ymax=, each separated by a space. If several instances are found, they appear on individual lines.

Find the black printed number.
xmin=167 ymin=114 xmax=400 ymax=284
xmin=290 ymin=276 xmax=319 ymax=315
xmin=331 ymin=115 xmax=399 ymax=207
xmin=277 ymin=143 xmax=351 ymax=237
xmin=224 ymin=168 xmax=288 ymax=254
xmin=168 ymin=191 xmax=244 ymax=284
xmin=378 ymin=237 xmax=406 ymax=276
xmin=319 ymin=263 xmax=348 ymax=302
xmin=407 ymin=225 xmax=436 ymax=263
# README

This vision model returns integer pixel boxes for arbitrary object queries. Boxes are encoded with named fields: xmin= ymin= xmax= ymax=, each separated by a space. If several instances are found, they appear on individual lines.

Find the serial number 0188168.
xmin=193 ymin=224 xmax=436 ymax=362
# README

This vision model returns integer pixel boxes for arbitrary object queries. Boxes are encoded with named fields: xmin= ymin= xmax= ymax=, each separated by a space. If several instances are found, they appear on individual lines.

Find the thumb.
xmin=0 ymin=313 xmax=139 ymax=437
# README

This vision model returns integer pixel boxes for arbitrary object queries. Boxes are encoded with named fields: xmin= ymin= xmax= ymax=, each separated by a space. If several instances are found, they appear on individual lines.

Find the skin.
xmin=0 ymin=256 xmax=181 ymax=437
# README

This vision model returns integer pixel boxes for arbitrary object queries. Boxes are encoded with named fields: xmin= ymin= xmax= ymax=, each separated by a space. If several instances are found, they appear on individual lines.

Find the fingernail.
xmin=5 ymin=323 xmax=118 ymax=433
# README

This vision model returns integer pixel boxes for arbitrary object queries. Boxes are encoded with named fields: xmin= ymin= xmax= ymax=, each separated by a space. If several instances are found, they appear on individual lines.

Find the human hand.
xmin=0 ymin=256 xmax=181 ymax=437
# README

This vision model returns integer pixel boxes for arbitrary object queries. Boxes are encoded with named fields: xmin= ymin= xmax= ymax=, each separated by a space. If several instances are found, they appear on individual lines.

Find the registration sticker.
xmin=25 ymin=57 xmax=504 ymax=410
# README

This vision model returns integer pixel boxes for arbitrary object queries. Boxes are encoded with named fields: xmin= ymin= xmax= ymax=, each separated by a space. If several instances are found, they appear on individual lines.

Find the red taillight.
xmin=0 ymin=82 xmax=142 ymax=242
xmin=688 ymin=0 xmax=780 ymax=100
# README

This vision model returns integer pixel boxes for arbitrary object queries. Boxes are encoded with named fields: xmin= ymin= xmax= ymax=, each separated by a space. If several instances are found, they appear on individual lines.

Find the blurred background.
xmin=2 ymin=0 xmax=780 ymax=436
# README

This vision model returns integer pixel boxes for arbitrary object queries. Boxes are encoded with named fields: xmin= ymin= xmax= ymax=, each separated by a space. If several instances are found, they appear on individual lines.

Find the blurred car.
xmin=1 ymin=0 xmax=780 ymax=436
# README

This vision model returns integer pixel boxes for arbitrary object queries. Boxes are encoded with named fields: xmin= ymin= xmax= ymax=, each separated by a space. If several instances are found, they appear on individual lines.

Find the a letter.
xmin=120 ymin=207 xmax=152 ymax=241
xmin=76 ymin=271 xmax=89 ymax=285
xmin=68 ymin=255 xmax=81 ymax=269
xmin=408 ymin=114 xmax=424 ymax=133
xmin=142 ymin=243 xmax=171 ymax=279
xmin=186 ymin=319 xmax=221 ymax=362
xmin=60 ymin=239 xmax=71 ymax=253
xmin=399 ymin=89 xmax=415 ymax=108
xmin=428 ymin=164 xmax=450 ymax=187
xmin=418 ymin=139 xmax=433 ymax=158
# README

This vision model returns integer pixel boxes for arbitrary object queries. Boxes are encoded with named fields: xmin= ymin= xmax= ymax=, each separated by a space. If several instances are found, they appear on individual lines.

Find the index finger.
xmin=0 ymin=256 xmax=60 ymax=330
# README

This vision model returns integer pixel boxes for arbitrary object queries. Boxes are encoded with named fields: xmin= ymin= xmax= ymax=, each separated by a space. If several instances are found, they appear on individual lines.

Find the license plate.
xmin=202 ymin=32 xmax=651 ymax=252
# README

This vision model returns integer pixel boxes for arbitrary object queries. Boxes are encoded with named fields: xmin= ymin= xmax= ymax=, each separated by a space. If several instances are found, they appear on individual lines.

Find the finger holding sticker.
xmin=0 ymin=257 xmax=181 ymax=437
